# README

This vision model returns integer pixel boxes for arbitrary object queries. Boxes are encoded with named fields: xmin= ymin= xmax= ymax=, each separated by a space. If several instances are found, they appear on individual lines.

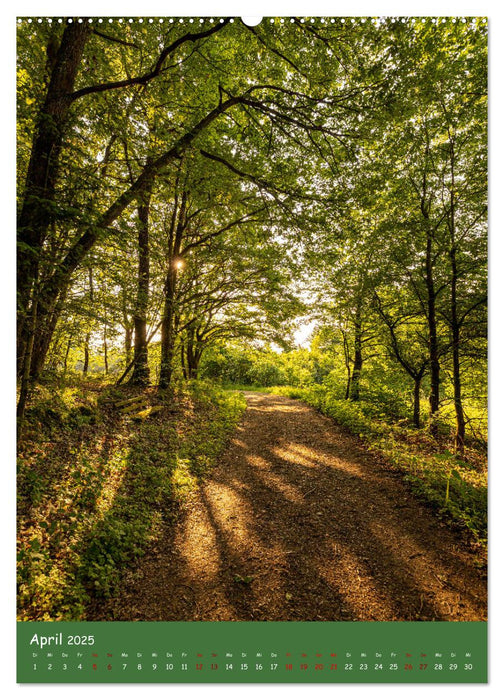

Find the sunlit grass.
xmin=171 ymin=458 xmax=198 ymax=500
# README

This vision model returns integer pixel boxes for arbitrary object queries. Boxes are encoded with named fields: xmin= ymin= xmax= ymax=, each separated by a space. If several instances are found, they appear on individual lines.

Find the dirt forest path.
xmin=95 ymin=392 xmax=487 ymax=622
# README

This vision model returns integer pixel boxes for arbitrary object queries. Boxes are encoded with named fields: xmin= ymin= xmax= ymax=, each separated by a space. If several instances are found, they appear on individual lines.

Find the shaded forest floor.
xmin=91 ymin=392 xmax=487 ymax=622
xmin=16 ymin=381 xmax=246 ymax=620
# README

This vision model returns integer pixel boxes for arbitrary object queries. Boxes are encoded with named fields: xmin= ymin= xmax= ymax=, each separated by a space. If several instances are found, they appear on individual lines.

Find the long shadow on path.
xmin=95 ymin=392 xmax=487 ymax=622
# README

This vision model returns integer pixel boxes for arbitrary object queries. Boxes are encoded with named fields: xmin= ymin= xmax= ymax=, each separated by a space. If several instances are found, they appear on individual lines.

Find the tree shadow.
xmin=93 ymin=392 xmax=486 ymax=622
xmin=63 ymin=414 xmax=181 ymax=619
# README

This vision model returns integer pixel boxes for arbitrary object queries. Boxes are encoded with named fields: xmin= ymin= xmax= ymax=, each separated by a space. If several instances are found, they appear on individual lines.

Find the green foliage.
xmin=202 ymin=343 xmax=286 ymax=387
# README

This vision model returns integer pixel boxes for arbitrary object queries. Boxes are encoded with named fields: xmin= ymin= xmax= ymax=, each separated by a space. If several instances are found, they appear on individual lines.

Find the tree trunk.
xmin=63 ymin=337 xmax=71 ymax=374
xmin=159 ymin=267 xmax=177 ymax=389
xmin=186 ymin=344 xmax=201 ymax=380
xmin=448 ymin=139 xmax=465 ymax=455
xmin=180 ymin=340 xmax=188 ymax=380
xmin=103 ymin=326 xmax=109 ymax=375
xmin=191 ymin=347 xmax=203 ymax=380
xmin=349 ymin=311 xmax=363 ymax=401
xmin=185 ymin=326 xmax=200 ymax=380
xmin=418 ymin=148 xmax=441 ymax=435
xmin=17 ymin=23 xmax=91 ymax=369
xmin=413 ymin=375 xmax=422 ymax=429
xmin=125 ymin=325 xmax=132 ymax=366
xmin=349 ymin=347 xmax=362 ymax=400
xmin=188 ymin=364 xmax=199 ymax=380
xmin=159 ymin=190 xmax=187 ymax=390
xmin=28 ymin=293 xmax=66 ymax=379
xmin=341 ymin=329 xmax=352 ymax=399
xmin=82 ymin=268 xmax=93 ymax=376
xmin=17 ymin=299 xmax=38 ymax=424
xmin=130 ymin=177 xmax=152 ymax=386
xmin=83 ymin=334 xmax=90 ymax=375
xmin=425 ymin=229 xmax=440 ymax=433
xmin=451 ymin=310 xmax=465 ymax=455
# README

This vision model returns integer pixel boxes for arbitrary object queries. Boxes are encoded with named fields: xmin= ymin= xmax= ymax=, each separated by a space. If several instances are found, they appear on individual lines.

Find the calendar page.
xmin=16 ymin=11 xmax=488 ymax=685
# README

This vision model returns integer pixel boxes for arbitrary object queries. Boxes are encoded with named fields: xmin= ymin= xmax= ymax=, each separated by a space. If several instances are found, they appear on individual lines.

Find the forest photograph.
xmin=16 ymin=16 xmax=487 ymax=622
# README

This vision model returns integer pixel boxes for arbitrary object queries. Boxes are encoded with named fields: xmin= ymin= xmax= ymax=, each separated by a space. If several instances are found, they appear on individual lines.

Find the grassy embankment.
xmin=17 ymin=379 xmax=246 ymax=620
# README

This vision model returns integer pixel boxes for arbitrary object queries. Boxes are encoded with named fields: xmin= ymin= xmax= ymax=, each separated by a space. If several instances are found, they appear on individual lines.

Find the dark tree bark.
xmin=413 ymin=375 xmax=422 ymax=429
xmin=115 ymin=320 xmax=162 ymax=386
xmin=425 ymin=226 xmax=441 ymax=432
xmin=82 ymin=335 xmax=90 ymax=375
xmin=82 ymin=268 xmax=93 ymax=375
xmin=17 ymin=299 xmax=37 ymax=423
xmin=374 ymin=294 xmax=429 ymax=428
xmin=341 ymin=330 xmax=352 ymax=400
xmin=103 ymin=326 xmax=109 ymax=375
xmin=408 ymin=138 xmax=443 ymax=435
xmin=121 ymin=290 xmax=133 ymax=366
xmin=17 ymin=22 xmax=91 ymax=371
xmin=159 ymin=270 xmax=177 ymax=390
xmin=159 ymin=191 xmax=187 ymax=390
xmin=447 ymin=137 xmax=465 ymax=455
xmin=124 ymin=325 xmax=132 ymax=366
xmin=28 ymin=289 xmax=67 ymax=379
xmin=129 ymin=174 xmax=152 ymax=386
xmin=63 ymin=337 xmax=71 ymax=374
xmin=185 ymin=326 xmax=203 ymax=380
xmin=449 ymin=251 xmax=465 ymax=453
xmin=416 ymin=145 xmax=441 ymax=434
xmin=190 ymin=350 xmax=203 ymax=379
xmin=349 ymin=307 xmax=363 ymax=401
xmin=180 ymin=339 xmax=188 ymax=381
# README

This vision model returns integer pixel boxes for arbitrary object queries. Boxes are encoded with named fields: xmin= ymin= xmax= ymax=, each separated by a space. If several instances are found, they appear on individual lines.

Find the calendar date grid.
xmin=29 ymin=647 xmax=477 ymax=676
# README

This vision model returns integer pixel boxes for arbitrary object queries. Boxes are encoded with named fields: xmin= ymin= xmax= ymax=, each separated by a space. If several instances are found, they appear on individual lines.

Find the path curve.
xmin=96 ymin=392 xmax=486 ymax=621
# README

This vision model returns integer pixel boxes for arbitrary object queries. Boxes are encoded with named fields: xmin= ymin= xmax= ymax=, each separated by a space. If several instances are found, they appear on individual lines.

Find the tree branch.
xmin=70 ymin=19 xmax=231 ymax=101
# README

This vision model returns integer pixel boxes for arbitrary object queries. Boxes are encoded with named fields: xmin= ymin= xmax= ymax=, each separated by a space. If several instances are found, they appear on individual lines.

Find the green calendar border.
xmin=17 ymin=620 xmax=487 ymax=683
